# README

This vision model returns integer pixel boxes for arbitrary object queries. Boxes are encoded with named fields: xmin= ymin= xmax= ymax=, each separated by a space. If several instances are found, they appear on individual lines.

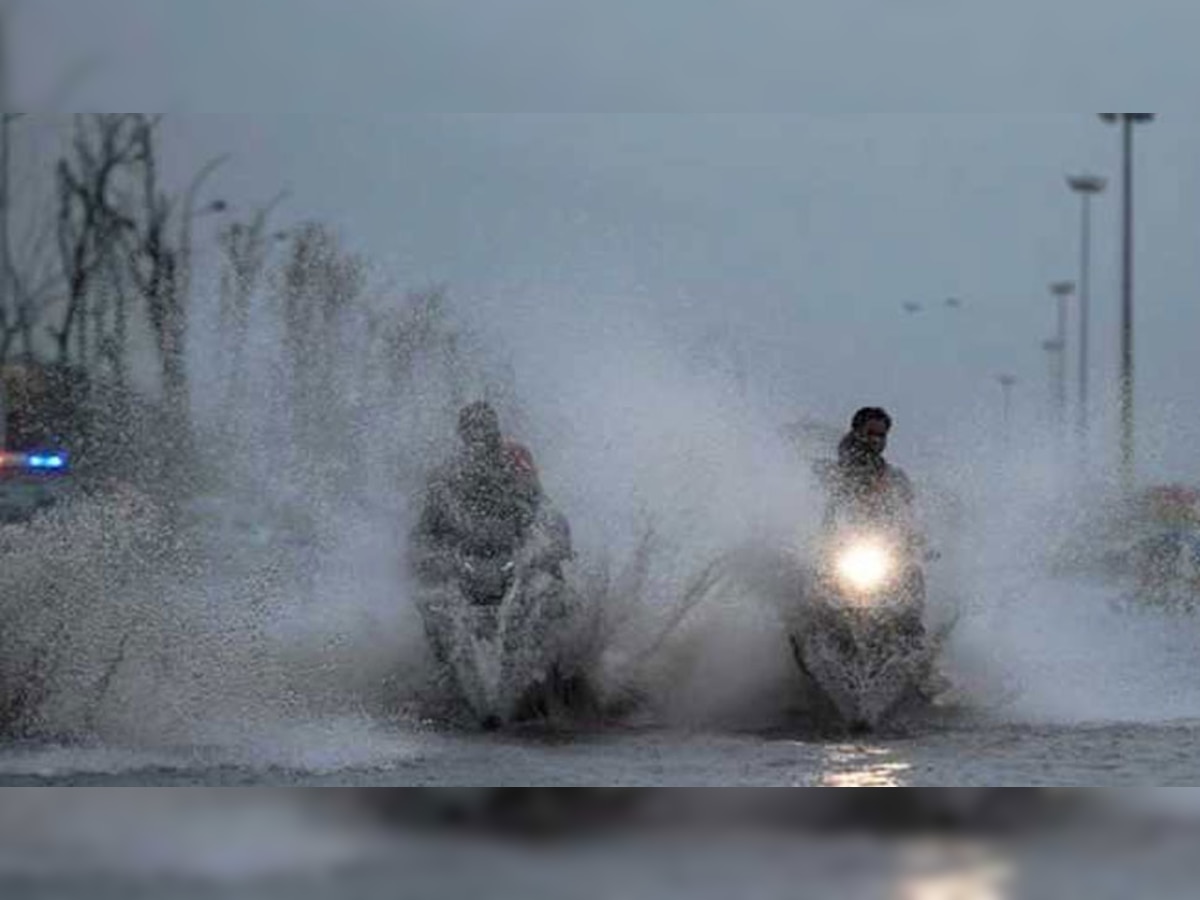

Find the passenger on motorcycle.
xmin=411 ymin=401 xmax=571 ymax=585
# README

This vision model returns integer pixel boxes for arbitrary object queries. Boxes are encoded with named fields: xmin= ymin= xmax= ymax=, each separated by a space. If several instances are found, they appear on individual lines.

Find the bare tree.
xmin=1 ymin=6 xmax=110 ymax=363
xmin=52 ymin=114 xmax=140 ymax=367
xmin=119 ymin=115 xmax=226 ymax=431
xmin=217 ymin=191 xmax=286 ymax=419
xmin=48 ymin=114 xmax=230 ymax=500
xmin=94 ymin=232 xmax=134 ymax=388
xmin=3 ymin=123 xmax=94 ymax=365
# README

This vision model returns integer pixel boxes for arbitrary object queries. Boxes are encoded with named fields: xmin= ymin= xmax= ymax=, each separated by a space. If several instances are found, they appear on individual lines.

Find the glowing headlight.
xmin=835 ymin=540 xmax=895 ymax=592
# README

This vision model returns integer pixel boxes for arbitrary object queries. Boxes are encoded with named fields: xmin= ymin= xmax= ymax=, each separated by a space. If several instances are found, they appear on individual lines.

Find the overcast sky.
xmin=9 ymin=1 xmax=1200 ymax=479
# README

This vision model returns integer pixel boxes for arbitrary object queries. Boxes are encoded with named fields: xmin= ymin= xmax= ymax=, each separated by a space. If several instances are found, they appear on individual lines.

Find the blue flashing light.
xmin=26 ymin=453 xmax=67 ymax=471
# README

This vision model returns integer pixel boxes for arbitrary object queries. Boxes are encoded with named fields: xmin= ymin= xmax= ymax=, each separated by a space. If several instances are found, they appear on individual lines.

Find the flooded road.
xmin=4 ymin=714 xmax=1200 ymax=786
xmin=6 ymin=493 xmax=1200 ymax=791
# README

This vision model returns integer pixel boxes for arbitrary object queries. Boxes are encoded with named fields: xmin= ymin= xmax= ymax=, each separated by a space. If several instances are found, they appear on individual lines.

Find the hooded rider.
xmin=412 ymin=401 xmax=571 ymax=581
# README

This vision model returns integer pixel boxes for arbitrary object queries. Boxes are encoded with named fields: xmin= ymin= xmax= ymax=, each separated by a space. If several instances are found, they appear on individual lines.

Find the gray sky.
xmin=12 ymin=0 xmax=1200 ymax=111
xmin=10 ymin=2 xmax=1200 ymax=479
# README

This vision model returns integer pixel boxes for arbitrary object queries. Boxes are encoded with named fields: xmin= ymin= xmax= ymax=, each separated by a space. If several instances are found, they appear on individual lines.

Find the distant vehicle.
xmin=1123 ymin=485 xmax=1200 ymax=612
xmin=0 ymin=449 xmax=73 ymax=523
xmin=1054 ymin=484 xmax=1200 ymax=610
xmin=0 ymin=362 xmax=78 ymax=524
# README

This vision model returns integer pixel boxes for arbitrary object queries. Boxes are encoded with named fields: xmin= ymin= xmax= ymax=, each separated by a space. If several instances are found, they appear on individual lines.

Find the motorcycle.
xmin=413 ymin=506 xmax=594 ymax=728
xmin=787 ymin=518 xmax=938 ymax=732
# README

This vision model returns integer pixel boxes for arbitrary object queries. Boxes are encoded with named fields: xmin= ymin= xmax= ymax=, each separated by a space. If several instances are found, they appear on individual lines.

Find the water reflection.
xmin=896 ymin=839 xmax=1015 ymax=900
xmin=821 ymin=744 xmax=913 ymax=787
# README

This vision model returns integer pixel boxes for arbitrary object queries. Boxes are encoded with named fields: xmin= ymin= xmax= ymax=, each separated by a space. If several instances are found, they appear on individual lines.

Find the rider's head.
xmin=850 ymin=407 xmax=892 ymax=455
xmin=458 ymin=401 xmax=502 ymax=458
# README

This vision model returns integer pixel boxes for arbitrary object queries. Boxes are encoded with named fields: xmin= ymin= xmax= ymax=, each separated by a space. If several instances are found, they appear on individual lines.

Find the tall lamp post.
xmin=1066 ymin=174 xmax=1106 ymax=452
xmin=1099 ymin=113 xmax=1155 ymax=492
xmin=1042 ymin=338 xmax=1064 ymax=428
xmin=1049 ymin=280 xmax=1076 ymax=435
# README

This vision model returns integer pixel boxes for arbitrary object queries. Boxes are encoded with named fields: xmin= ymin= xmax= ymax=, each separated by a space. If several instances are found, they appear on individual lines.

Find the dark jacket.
xmin=828 ymin=432 xmax=915 ymax=531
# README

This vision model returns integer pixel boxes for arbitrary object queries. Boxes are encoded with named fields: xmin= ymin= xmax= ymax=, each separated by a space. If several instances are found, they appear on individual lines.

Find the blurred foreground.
xmin=1 ymin=789 xmax=1199 ymax=899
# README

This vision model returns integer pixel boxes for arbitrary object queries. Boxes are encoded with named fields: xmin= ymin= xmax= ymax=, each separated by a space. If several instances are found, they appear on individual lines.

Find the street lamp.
xmin=1042 ymin=338 xmax=1064 ymax=427
xmin=1049 ymin=280 xmax=1076 ymax=433
xmin=1067 ymin=174 xmax=1106 ymax=453
xmin=1099 ymin=113 xmax=1155 ymax=492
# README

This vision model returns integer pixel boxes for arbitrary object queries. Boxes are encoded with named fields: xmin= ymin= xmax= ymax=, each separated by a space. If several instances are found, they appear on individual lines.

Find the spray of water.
xmin=3 ymin=222 xmax=1200 ymax=781
xmin=933 ymin=412 xmax=1200 ymax=725
xmin=0 ymin=230 xmax=485 ymax=766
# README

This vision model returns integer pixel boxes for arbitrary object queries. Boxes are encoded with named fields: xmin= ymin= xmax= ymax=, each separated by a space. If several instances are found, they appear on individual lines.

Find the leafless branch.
xmin=50 ymin=114 xmax=141 ymax=364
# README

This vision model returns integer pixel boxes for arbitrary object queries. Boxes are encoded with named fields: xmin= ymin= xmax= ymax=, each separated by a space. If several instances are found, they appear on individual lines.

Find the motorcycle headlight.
xmin=835 ymin=540 xmax=896 ymax=593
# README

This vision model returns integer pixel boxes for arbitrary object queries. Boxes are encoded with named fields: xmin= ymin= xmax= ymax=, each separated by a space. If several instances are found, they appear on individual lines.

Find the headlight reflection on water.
xmin=821 ymin=745 xmax=913 ymax=787
xmin=897 ymin=840 xmax=1015 ymax=900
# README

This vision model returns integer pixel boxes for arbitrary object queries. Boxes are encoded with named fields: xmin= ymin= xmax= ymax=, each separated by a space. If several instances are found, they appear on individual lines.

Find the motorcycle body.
xmin=413 ymin=506 xmax=591 ymax=728
xmin=788 ymin=522 xmax=935 ymax=731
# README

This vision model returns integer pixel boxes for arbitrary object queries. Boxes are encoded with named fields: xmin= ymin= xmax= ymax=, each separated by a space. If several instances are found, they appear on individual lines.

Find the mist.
xmin=6 ymin=0 xmax=1200 ymax=790
xmin=5 ymin=244 xmax=1194 ymax=758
